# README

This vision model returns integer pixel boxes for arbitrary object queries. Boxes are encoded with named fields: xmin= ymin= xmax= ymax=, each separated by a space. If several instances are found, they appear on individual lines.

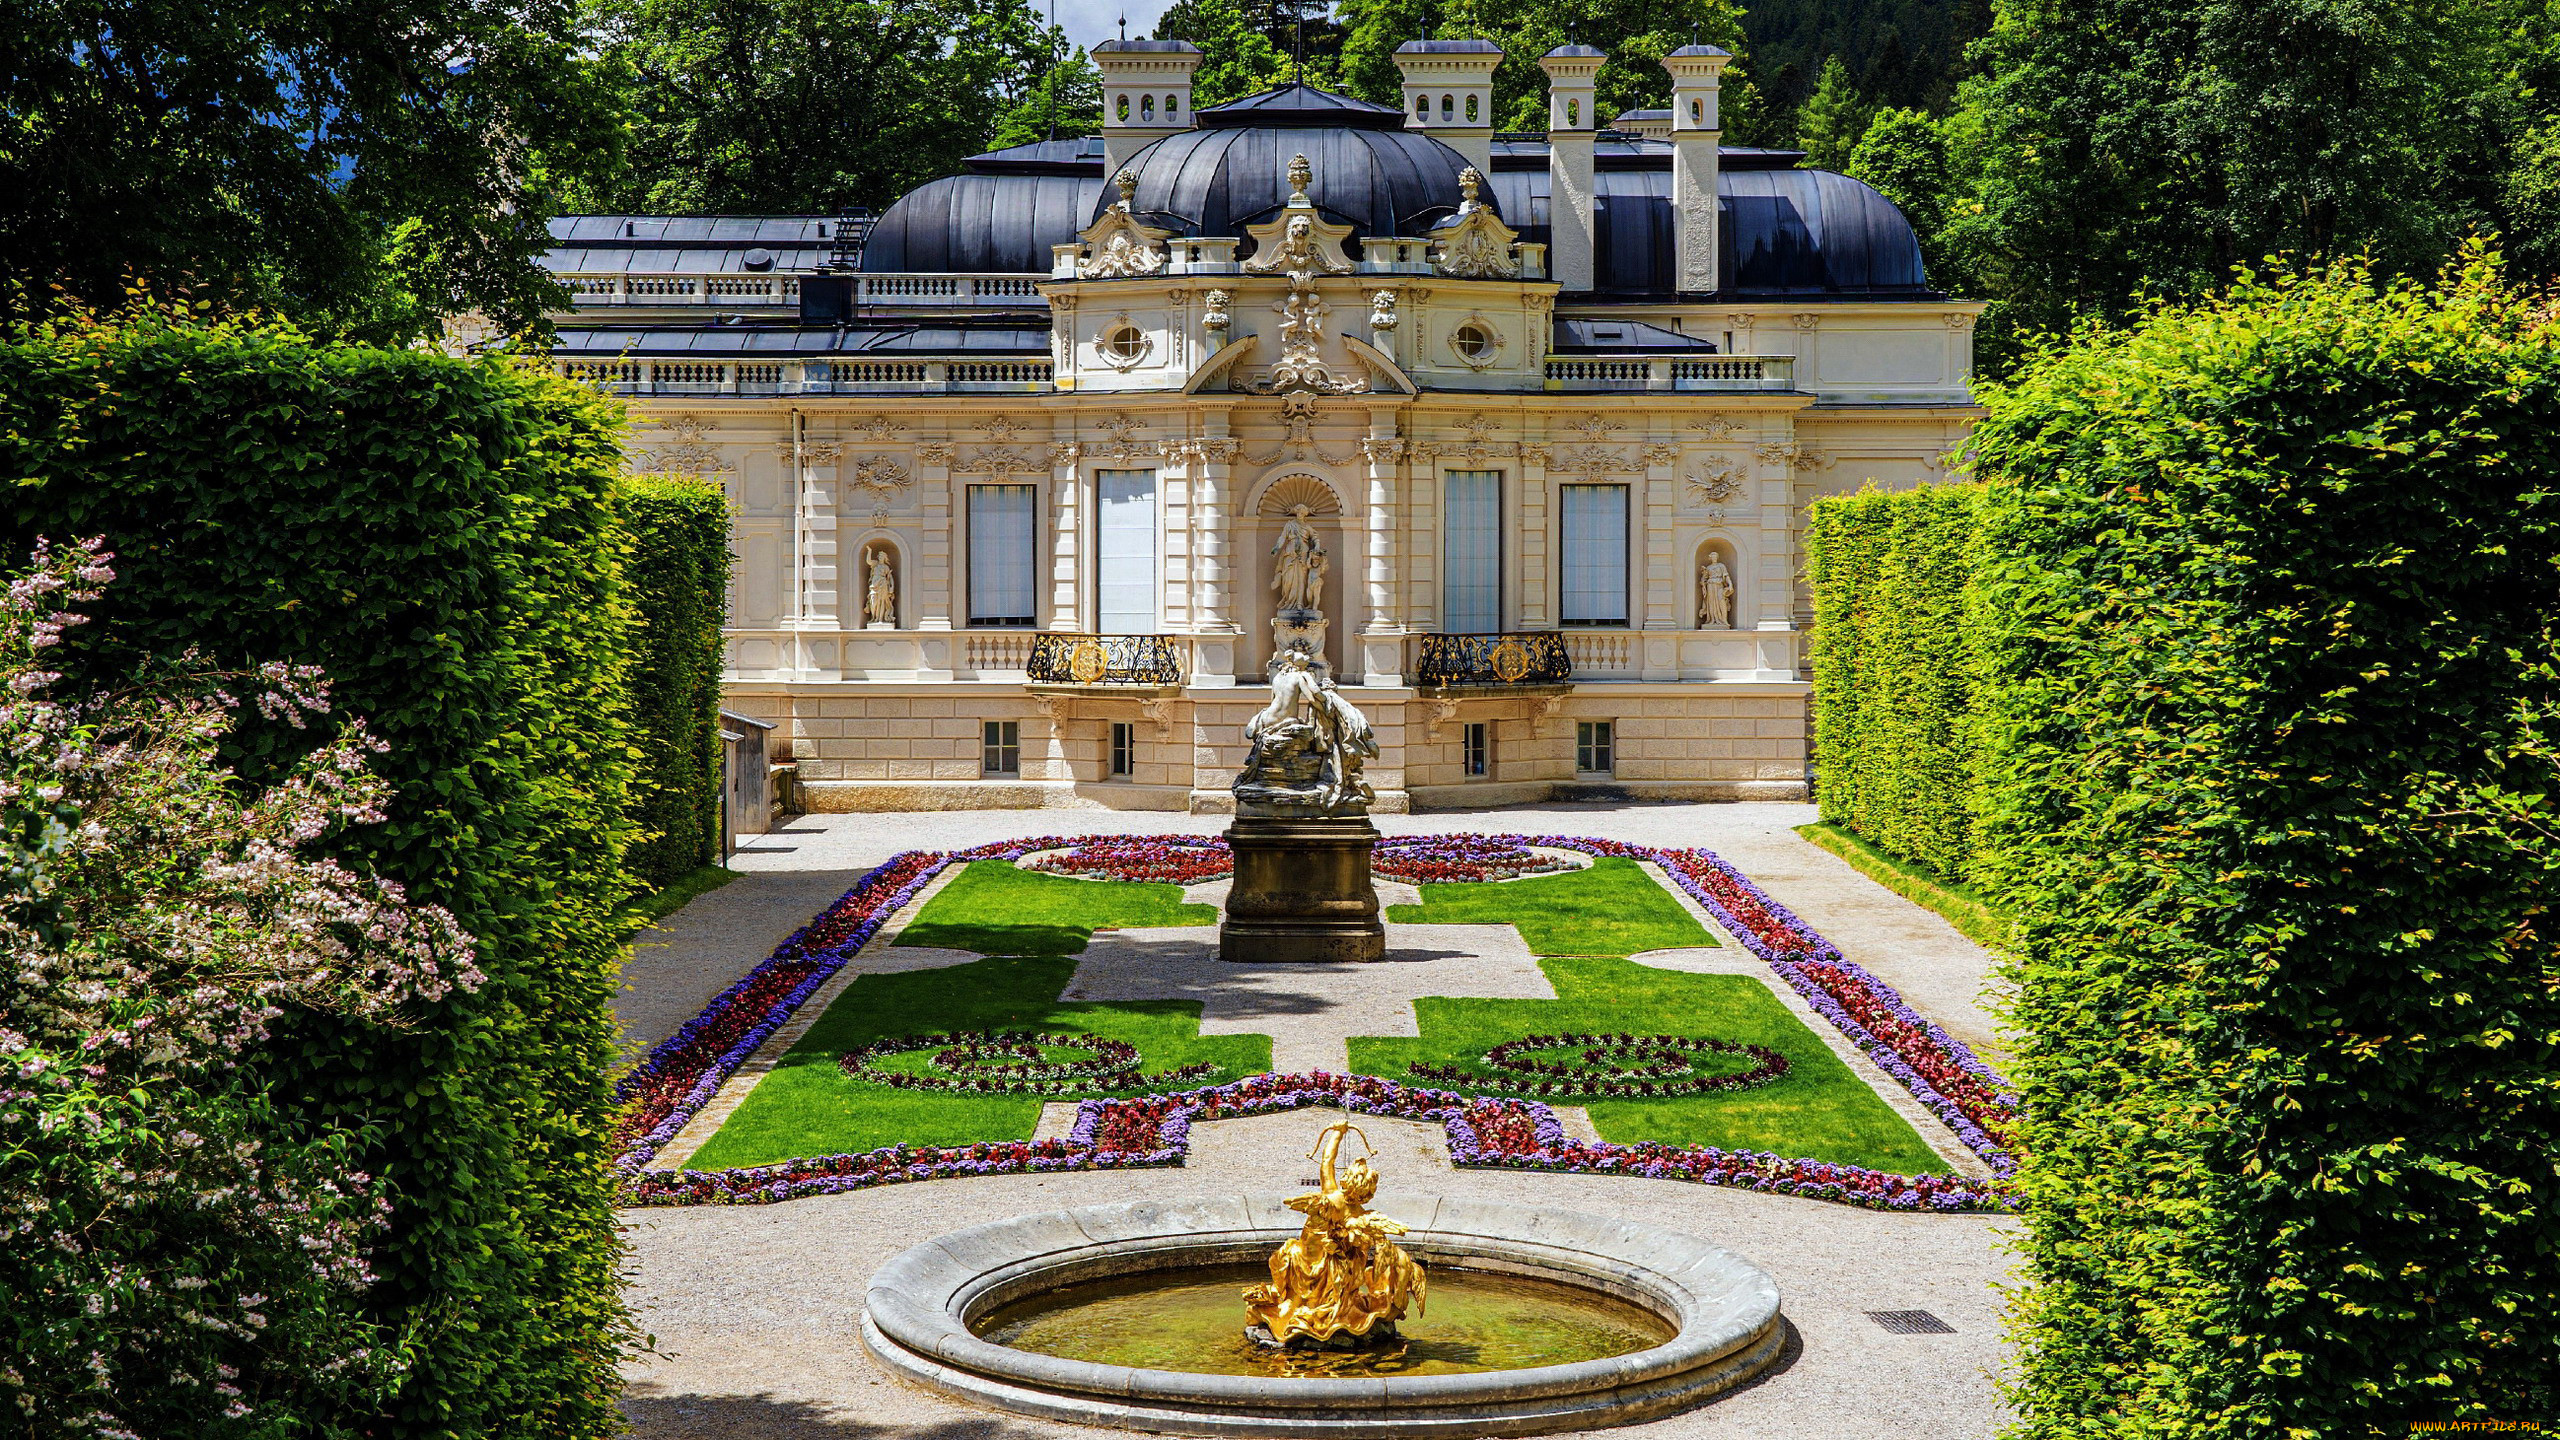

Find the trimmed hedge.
xmin=1805 ymin=481 xmax=1987 ymax=882
xmin=0 ymin=315 xmax=637 ymax=1437
xmin=1973 ymin=258 xmax=2560 ymax=1432
xmin=620 ymin=475 xmax=731 ymax=891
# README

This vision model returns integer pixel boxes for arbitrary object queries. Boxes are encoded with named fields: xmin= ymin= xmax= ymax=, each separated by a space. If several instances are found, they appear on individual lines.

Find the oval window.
xmin=1465 ymin=93 xmax=1479 ymax=122
xmin=1453 ymin=323 xmax=1494 ymax=362
xmin=1103 ymin=324 xmax=1148 ymax=362
xmin=1115 ymin=93 xmax=1129 ymax=122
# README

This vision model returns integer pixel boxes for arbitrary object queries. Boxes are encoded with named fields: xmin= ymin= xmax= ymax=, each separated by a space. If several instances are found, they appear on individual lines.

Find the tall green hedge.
xmin=619 ymin=475 xmax=732 ymax=891
xmin=1973 ymin=258 xmax=2560 ymax=1432
xmin=0 ymin=315 xmax=636 ymax=1437
xmin=1805 ymin=481 xmax=1987 ymax=881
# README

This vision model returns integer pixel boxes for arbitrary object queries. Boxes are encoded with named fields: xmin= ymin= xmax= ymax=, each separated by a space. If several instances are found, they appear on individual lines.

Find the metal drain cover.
xmin=1867 ymin=1309 xmax=1956 ymax=1334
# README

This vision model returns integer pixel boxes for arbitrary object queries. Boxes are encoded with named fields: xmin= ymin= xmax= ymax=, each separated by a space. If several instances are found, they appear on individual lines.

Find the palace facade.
xmin=536 ymin=39 xmax=1980 ymax=812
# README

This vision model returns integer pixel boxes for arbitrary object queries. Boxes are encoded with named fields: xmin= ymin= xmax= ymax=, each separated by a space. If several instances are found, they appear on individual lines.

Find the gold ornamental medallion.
xmin=1069 ymin=639 xmax=1109 ymax=684
xmin=1489 ymin=638 xmax=1531 ymax=683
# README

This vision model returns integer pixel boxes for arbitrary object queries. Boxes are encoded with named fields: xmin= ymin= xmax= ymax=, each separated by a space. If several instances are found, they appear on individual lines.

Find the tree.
xmin=990 ymin=45 xmax=1105 ymax=148
xmin=1152 ymin=0 xmax=1298 ymax=106
xmin=1848 ymin=105 xmax=1958 ymax=283
xmin=580 ymin=0 xmax=1053 ymax=214
xmin=0 ymin=0 xmax=625 ymax=343
xmin=1794 ymin=55 xmax=1872 ymax=169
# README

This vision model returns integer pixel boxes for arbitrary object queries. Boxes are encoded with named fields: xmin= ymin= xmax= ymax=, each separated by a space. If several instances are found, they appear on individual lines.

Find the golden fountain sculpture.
xmin=1242 ymin=1119 xmax=1428 ymax=1350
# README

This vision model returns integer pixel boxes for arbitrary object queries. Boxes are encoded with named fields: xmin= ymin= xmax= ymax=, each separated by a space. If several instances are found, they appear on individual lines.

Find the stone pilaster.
xmin=1360 ymin=417 xmax=1406 ymax=685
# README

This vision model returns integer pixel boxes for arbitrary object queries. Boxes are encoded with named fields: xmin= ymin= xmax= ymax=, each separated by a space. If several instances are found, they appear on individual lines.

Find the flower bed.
xmin=836 ymin=1030 xmax=1218 ymax=1096
xmin=1406 ymin=1032 xmax=1789 ymax=1099
xmin=1019 ymin=833 xmax=1575 ymax=886
xmin=615 ymin=831 xmax=2021 ymax=1204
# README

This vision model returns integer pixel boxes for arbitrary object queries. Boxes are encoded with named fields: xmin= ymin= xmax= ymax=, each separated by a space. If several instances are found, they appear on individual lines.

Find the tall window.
xmin=1558 ymin=484 xmax=1629 ymax=627
xmin=1442 ymin=471 xmax=1502 ymax=633
xmin=1576 ymin=720 xmax=1615 ymax=775
xmin=1463 ymin=722 xmax=1490 ymax=778
xmin=1096 ymin=469 xmax=1159 ymax=634
xmin=968 ymin=484 xmax=1037 ymax=626
xmin=983 ymin=720 xmax=1020 ymax=774
xmin=1109 ymin=721 xmax=1135 ymax=777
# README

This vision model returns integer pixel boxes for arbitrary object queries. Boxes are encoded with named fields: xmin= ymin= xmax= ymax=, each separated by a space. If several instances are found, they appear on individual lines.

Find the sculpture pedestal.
xmin=1219 ymin=816 xmax=1386 ymax=964
xmin=1271 ymin=612 xmax=1329 ymax=673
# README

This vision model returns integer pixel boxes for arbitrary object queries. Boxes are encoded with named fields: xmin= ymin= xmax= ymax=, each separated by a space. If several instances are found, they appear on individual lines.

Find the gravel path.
xmin=615 ymin=803 xmax=2017 ymax=1440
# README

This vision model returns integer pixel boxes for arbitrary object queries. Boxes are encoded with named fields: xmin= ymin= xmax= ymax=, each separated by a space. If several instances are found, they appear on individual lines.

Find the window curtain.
xmin=1441 ymin=471 xmax=1502 ymax=633
xmin=967 ymin=484 xmax=1037 ymax=625
xmin=1558 ymin=484 xmax=1629 ymax=626
xmin=1095 ymin=469 xmax=1158 ymax=634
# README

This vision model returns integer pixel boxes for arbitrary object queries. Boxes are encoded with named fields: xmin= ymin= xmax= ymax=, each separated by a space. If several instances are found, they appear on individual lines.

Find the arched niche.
xmin=852 ymin=531 xmax=904 ymax=629
xmin=1243 ymin=470 xmax=1350 ymax=674
xmin=1692 ymin=536 xmax=1741 ymax=631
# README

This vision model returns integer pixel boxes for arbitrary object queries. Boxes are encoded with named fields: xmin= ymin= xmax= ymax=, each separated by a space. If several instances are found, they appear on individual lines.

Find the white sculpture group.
xmin=1235 ymin=643 xmax=1376 ymax=818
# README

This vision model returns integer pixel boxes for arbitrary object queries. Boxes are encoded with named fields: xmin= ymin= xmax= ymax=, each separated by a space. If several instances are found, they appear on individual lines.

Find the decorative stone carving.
xmin=1242 ymin=202 xmax=1355 ymax=283
xmin=1076 ymin=170 xmax=1172 ymax=279
xmin=849 ymin=415 xmax=908 ymax=443
xmin=1685 ymin=459 xmax=1745 ymax=507
xmin=634 ymin=415 xmax=730 ymax=473
xmin=850 ymin=455 xmax=913 ymax=500
xmin=1752 ymin=442 xmax=1796 ymax=467
xmin=1360 ymin=436 xmax=1407 ymax=466
xmin=1427 ymin=168 xmax=1520 ymax=280
xmin=977 ymin=416 xmax=1027 ymax=442
xmin=1093 ymin=312 xmax=1155 ymax=370
xmin=1234 ymin=644 xmax=1376 ymax=818
xmin=913 ymin=442 xmax=954 ymax=466
xmin=1424 ymin=695 xmax=1461 ymax=740
xmin=1644 ymin=442 xmax=1680 ymax=467
xmin=1088 ymin=414 xmax=1154 ymax=461
xmin=1048 ymin=441 xmax=1082 ymax=464
xmin=1367 ymin=290 xmax=1398 ymax=332
xmin=1688 ymin=416 xmax=1740 ymax=440
xmin=1203 ymin=288 xmax=1232 ymax=340
xmin=1139 ymin=696 xmax=1175 ymax=741
xmin=1413 ymin=412 xmax=1515 ymax=465
xmin=1696 ymin=553 xmax=1734 ymax=630
xmin=863 ymin=545 xmax=899 ymax=628
xmin=1258 ymin=474 xmax=1342 ymax=517
xmin=1195 ymin=436 xmax=1240 ymax=464
xmin=955 ymin=446 xmax=1047 ymax=482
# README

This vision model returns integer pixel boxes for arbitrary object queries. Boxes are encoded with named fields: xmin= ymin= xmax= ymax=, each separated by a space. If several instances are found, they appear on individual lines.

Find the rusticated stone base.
xmin=1219 ymin=816 xmax=1387 ymax=964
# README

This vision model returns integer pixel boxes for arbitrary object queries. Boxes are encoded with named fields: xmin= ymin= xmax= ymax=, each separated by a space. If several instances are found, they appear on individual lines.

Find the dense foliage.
xmin=1739 ymin=0 xmax=1987 ymax=115
xmin=575 ymin=0 xmax=1061 ymax=213
xmin=0 ymin=542 xmax=484 ymax=1438
xmin=1 ymin=0 xmax=623 ymax=342
xmin=1804 ymin=482 xmax=1985 ymax=884
xmin=619 ymin=475 xmax=732 ymax=891
xmin=1974 ymin=257 xmax=2560 ymax=1431
xmin=1327 ymin=0 xmax=1765 ymax=135
xmin=0 ymin=312 xmax=640 ymax=1438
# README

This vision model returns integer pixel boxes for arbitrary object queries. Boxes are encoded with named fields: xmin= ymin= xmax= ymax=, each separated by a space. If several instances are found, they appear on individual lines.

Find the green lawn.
xmin=684 ymin=953 xmax=1268 ymax=1170
xmin=1347 ymin=958 xmax=1949 ymax=1173
xmin=892 ymin=860 xmax=1215 ymax=956
xmin=1384 ymin=856 xmax=1716 ymax=956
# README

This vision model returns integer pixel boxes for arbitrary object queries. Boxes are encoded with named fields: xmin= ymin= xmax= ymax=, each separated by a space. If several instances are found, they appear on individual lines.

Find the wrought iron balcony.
xmin=1414 ymin=632 xmax=1573 ymax=688
xmin=1025 ymin=633 xmax=1184 ymax=687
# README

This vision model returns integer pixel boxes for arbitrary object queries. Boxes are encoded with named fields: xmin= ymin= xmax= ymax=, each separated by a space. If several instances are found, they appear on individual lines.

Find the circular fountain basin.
xmin=860 ymin=1194 xmax=1784 ymax=1437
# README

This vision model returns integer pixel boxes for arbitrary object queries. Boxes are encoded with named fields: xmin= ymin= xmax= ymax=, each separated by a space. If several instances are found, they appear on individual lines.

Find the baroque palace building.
xmin=536 ymin=39 xmax=1981 ymax=812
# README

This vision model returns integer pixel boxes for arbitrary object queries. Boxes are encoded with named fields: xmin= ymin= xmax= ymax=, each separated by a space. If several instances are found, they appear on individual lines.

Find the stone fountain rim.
xmin=860 ymin=1192 xmax=1782 ymax=1429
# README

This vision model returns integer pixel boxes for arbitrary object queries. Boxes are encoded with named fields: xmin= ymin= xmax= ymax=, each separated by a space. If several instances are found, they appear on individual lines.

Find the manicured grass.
xmin=684 ymin=954 xmax=1269 ymax=1170
xmin=1794 ymin=822 xmax=2012 ymax=951
xmin=894 ymin=860 xmax=1216 ymax=956
xmin=1348 ymin=958 xmax=1950 ymax=1173
xmin=1384 ymin=856 xmax=1717 ymax=956
xmin=625 ymin=861 xmax=738 ymax=928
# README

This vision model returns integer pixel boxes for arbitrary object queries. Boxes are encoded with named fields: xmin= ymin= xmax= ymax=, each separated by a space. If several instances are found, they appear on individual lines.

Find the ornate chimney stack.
xmin=1662 ymin=45 xmax=1731 ymax=295
xmin=1095 ymin=39 xmax=1204 ymax=176
xmin=1392 ymin=38 xmax=1504 ymax=176
xmin=1538 ymin=45 xmax=1604 ymax=293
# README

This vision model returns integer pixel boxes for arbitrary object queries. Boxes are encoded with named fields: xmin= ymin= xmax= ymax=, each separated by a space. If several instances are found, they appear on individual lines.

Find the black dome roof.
xmin=859 ymin=171 xmax=1102 ymax=274
xmin=1483 ymin=165 xmax=1928 ymax=295
xmin=1102 ymin=84 xmax=1488 ymax=248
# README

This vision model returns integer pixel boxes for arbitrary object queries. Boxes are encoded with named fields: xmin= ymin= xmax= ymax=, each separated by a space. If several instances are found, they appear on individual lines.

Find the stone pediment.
xmin=1242 ymin=155 xmax=1356 ymax=281
xmin=1427 ymin=167 xmax=1519 ymax=280
xmin=1076 ymin=171 xmax=1173 ymax=279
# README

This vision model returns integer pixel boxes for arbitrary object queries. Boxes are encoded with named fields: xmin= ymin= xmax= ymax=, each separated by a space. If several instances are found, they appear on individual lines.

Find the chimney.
xmin=1538 ymin=45 xmax=1603 ymax=293
xmin=1662 ymin=45 xmax=1729 ymax=295
xmin=1094 ymin=39 xmax=1204 ymax=176
xmin=1392 ymin=38 xmax=1503 ymax=177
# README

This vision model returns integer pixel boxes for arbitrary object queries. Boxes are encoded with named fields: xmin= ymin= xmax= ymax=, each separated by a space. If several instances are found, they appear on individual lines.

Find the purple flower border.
xmin=613 ymin=832 xmax=2020 ymax=1207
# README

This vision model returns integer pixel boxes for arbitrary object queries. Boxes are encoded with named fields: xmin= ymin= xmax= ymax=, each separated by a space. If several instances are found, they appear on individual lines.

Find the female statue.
xmin=1697 ymin=553 xmax=1734 ymax=629
xmin=1242 ymin=1119 xmax=1426 ymax=1347
xmin=1271 ymin=503 xmax=1327 ymax=614
xmin=864 ymin=547 xmax=898 ymax=627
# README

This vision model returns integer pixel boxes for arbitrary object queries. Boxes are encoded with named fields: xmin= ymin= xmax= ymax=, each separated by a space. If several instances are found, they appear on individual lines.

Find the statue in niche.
xmin=1696 ymin=552 xmax=1734 ymax=629
xmin=864 ymin=546 xmax=898 ymax=627
xmin=1234 ymin=643 xmax=1376 ymax=818
xmin=1271 ymin=503 xmax=1329 ymax=615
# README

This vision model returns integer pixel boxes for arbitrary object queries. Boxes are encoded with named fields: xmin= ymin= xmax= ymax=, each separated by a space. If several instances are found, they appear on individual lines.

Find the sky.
xmin=1052 ymin=0 xmax=1176 ymax=53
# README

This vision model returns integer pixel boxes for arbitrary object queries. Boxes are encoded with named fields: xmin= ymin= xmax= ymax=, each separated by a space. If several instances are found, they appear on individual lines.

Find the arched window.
xmin=1690 ymin=97 xmax=1704 ymax=125
xmin=1140 ymin=93 xmax=1154 ymax=121
xmin=1115 ymin=93 xmax=1129 ymax=121
xmin=1465 ymin=93 xmax=1479 ymax=122
xmin=1414 ymin=93 xmax=1428 ymax=118
xmin=1566 ymin=98 xmax=1580 ymax=126
xmin=1441 ymin=93 xmax=1454 ymax=120
xmin=1166 ymin=93 xmax=1179 ymax=115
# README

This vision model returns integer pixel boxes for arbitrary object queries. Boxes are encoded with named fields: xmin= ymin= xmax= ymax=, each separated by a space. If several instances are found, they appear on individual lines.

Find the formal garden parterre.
xmin=612 ymin=832 xmax=2022 ymax=1212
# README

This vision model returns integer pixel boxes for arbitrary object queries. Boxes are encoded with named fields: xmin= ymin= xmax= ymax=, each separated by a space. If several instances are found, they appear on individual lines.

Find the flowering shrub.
xmin=1407 ymin=1033 xmax=1789 ymax=1098
xmin=836 ymin=1030 xmax=1217 ymax=1095
xmin=0 ymin=543 xmax=481 ymax=1437
xmin=617 ymin=831 xmax=2023 ymax=1203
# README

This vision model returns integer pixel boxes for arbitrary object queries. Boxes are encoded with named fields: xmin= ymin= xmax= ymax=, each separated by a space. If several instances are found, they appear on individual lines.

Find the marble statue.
xmin=865 ymin=547 xmax=898 ymax=627
xmin=1242 ymin=1119 xmax=1426 ymax=1349
xmin=1696 ymin=553 xmax=1734 ymax=629
xmin=1271 ymin=503 xmax=1328 ymax=614
xmin=1234 ymin=643 xmax=1375 ymax=817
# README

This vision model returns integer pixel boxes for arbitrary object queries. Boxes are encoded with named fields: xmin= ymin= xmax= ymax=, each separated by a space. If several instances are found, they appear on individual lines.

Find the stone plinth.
xmin=1219 ymin=816 xmax=1386 ymax=963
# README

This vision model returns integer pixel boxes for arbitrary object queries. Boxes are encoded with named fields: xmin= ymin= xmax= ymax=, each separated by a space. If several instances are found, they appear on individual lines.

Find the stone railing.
xmin=1544 ymin=355 xmax=1794 ymax=392
xmin=559 ymin=357 xmax=1052 ymax=395
xmin=556 ymin=272 xmax=1042 ymax=308
xmin=1025 ymin=633 xmax=1185 ymax=687
xmin=1413 ymin=632 xmax=1574 ymax=688
xmin=1562 ymin=630 xmax=1637 ymax=677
